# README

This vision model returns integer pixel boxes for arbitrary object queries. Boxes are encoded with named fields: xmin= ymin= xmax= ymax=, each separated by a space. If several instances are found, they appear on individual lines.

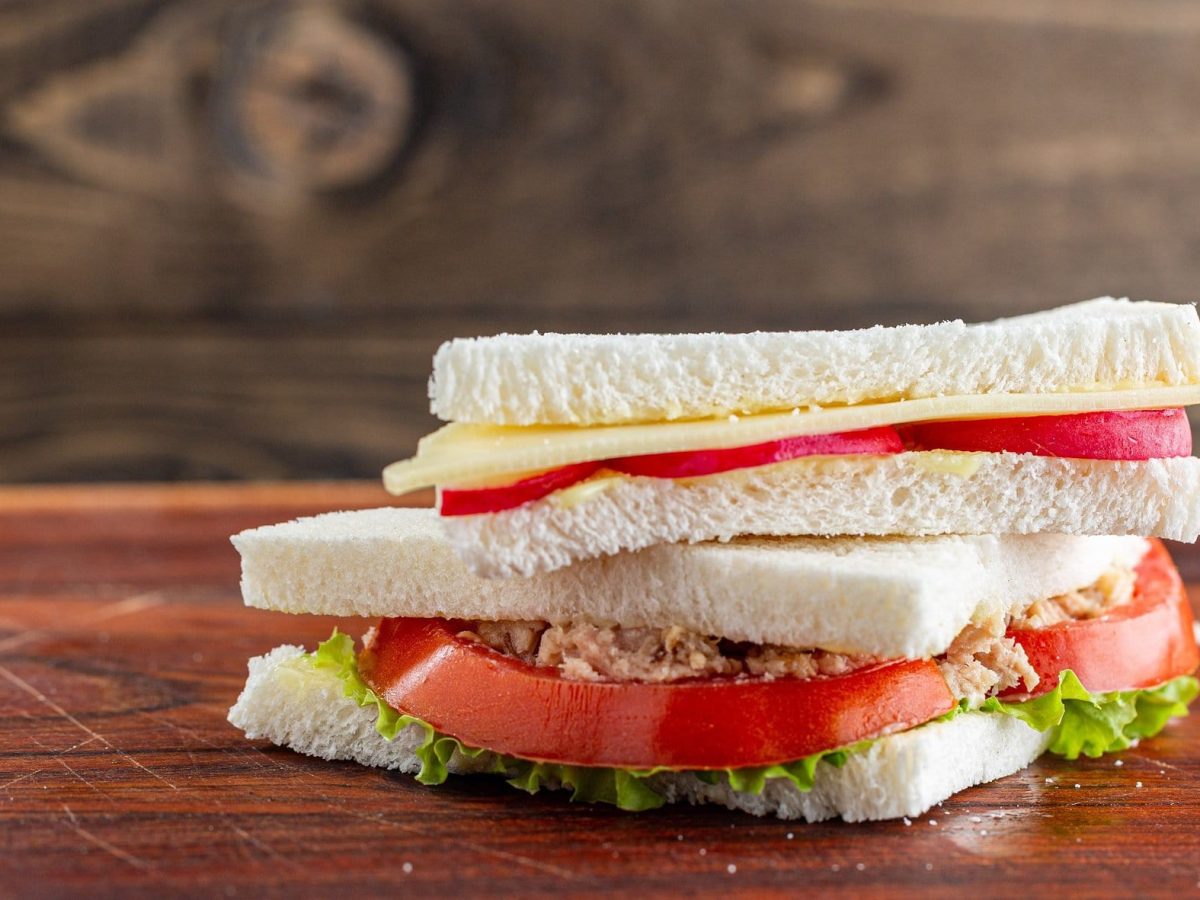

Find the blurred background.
xmin=3 ymin=0 xmax=1200 ymax=483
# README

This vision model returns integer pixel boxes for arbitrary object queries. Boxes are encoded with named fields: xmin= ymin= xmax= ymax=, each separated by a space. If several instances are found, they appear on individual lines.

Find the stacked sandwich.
xmin=230 ymin=298 xmax=1200 ymax=821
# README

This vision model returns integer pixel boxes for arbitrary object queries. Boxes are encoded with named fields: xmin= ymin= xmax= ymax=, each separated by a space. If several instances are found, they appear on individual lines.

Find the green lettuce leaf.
xmin=308 ymin=630 xmax=476 ymax=784
xmin=506 ymin=763 xmax=667 ymax=811
xmin=977 ymin=669 xmax=1199 ymax=759
xmin=304 ymin=631 xmax=1196 ymax=810
xmin=720 ymin=742 xmax=871 ymax=795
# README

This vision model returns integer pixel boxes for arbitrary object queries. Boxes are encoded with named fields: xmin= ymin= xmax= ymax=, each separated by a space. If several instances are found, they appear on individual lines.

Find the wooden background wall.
xmin=3 ymin=0 xmax=1200 ymax=481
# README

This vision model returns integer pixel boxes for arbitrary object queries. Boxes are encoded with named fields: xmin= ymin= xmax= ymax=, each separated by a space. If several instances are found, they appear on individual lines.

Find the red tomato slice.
xmin=1003 ymin=539 xmax=1198 ymax=697
xmin=360 ymin=619 xmax=955 ymax=770
xmin=903 ymin=408 xmax=1191 ymax=460
xmin=606 ymin=426 xmax=904 ymax=479
xmin=437 ymin=408 xmax=1189 ymax=517
xmin=438 ymin=426 xmax=903 ymax=516
xmin=440 ymin=462 xmax=602 ymax=516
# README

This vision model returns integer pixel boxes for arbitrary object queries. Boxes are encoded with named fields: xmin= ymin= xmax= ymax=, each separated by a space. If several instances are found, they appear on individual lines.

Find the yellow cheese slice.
xmin=383 ymin=385 xmax=1200 ymax=494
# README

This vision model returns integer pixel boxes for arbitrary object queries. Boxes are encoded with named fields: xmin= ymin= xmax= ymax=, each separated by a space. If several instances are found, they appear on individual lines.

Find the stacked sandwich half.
xmin=230 ymin=298 xmax=1200 ymax=821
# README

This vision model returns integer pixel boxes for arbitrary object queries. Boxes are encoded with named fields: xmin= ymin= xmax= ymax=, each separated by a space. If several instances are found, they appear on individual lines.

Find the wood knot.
xmin=214 ymin=6 xmax=414 ymax=201
xmin=770 ymin=61 xmax=853 ymax=119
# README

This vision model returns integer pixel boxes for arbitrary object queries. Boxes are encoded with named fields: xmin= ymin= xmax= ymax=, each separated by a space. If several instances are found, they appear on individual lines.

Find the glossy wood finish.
xmin=2 ymin=483 xmax=1199 ymax=897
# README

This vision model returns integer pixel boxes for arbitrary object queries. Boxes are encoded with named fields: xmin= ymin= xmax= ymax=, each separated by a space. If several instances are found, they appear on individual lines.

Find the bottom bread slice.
xmin=228 ymin=645 xmax=1051 ymax=822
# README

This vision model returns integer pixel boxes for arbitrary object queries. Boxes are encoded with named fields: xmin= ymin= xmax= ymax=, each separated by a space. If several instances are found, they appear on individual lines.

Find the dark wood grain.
xmin=2 ymin=483 xmax=1199 ymax=897
xmin=2 ymin=320 xmax=1199 ymax=483
xmin=2 ymin=0 xmax=1200 ymax=320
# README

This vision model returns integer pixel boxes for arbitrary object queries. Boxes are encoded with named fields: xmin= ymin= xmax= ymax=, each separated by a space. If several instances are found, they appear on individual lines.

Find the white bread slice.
xmin=442 ymin=452 xmax=1200 ymax=576
xmin=430 ymin=298 xmax=1200 ymax=425
xmin=227 ymin=644 xmax=1051 ymax=822
xmin=233 ymin=507 xmax=1146 ymax=658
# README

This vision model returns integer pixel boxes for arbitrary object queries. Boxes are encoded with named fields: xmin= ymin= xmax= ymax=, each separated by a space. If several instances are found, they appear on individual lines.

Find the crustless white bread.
xmin=439 ymin=452 xmax=1200 ymax=576
xmin=431 ymin=299 xmax=1200 ymax=425
xmin=233 ymin=506 xmax=1146 ymax=658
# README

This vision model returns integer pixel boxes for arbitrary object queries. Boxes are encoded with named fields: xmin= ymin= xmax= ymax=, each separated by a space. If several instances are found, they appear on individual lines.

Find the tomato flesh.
xmin=606 ymin=426 xmax=904 ymax=478
xmin=360 ymin=619 xmax=955 ymax=770
xmin=1003 ymin=539 xmax=1198 ymax=697
xmin=440 ymin=462 xmax=602 ymax=516
xmin=903 ymin=408 xmax=1191 ymax=460
xmin=439 ymin=426 xmax=903 ymax=516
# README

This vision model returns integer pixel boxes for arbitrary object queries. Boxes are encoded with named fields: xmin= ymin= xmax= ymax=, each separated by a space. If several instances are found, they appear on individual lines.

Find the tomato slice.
xmin=440 ymin=462 xmax=602 ymax=516
xmin=437 ymin=409 xmax=1189 ymax=517
xmin=438 ymin=427 xmax=903 ymax=516
xmin=360 ymin=619 xmax=955 ymax=769
xmin=903 ymin=408 xmax=1191 ymax=460
xmin=358 ymin=544 xmax=1196 ymax=767
xmin=1003 ymin=539 xmax=1198 ymax=697
xmin=606 ymin=426 xmax=904 ymax=479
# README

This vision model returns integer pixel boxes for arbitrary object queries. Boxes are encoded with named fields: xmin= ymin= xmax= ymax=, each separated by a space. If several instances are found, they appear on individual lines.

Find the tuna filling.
xmin=460 ymin=565 xmax=1136 ymax=705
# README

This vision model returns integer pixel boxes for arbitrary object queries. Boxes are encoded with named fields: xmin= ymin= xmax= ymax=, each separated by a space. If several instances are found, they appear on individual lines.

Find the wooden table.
xmin=2 ymin=483 xmax=1199 ymax=897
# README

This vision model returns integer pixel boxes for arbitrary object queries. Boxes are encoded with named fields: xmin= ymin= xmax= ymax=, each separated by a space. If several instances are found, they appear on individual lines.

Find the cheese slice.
xmin=383 ymin=385 xmax=1200 ymax=494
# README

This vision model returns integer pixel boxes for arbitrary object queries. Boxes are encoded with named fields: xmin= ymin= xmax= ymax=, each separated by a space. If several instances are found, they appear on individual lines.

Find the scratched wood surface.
xmin=2 ymin=483 xmax=1200 ymax=898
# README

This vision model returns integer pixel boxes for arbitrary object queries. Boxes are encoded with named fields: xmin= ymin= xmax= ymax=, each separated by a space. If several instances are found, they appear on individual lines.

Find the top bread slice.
xmin=429 ymin=298 xmax=1200 ymax=425
xmin=232 ymin=506 xmax=1145 ymax=659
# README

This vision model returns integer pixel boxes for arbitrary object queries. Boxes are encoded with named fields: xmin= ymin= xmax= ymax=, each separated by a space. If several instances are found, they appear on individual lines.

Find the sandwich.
xmin=384 ymin=297 xmax=1200 ymax=576
xmin=228 ymin=297 xmax=1200 ymax=821
xmin=228 ymin=511 xmax=1198 ymax=821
